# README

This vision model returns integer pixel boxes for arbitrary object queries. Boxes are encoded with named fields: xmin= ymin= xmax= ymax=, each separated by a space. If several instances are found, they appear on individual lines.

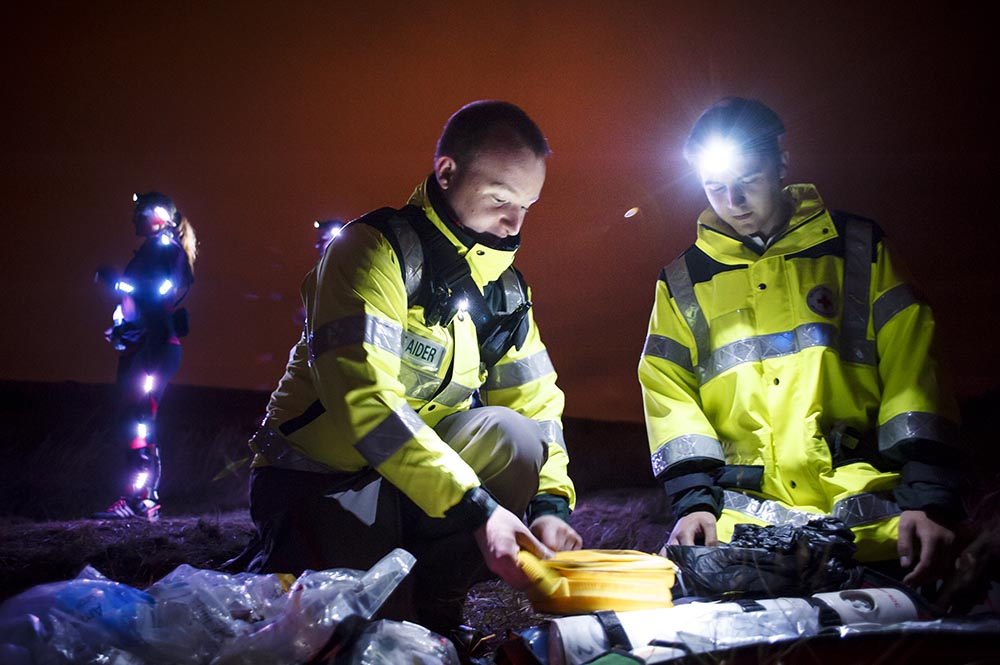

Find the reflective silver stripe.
xmin=482 ymin=350 xmax=555 ymax=391
xmin=309 ymin=314 xmax=403 ymax=361
xmin=878 ymin=411 xmax=959 ymax=453
xmin=434 ymin=381 xmax=478 ymax=407
xmin=398 ymin=364 xmax=442 ymax=401
xmin=724 ymin=489 xmax=900 ymax=529
xmin=832 ymin=492 xmax=901 ymax=527
xmin=389 ymin=216 xmax=424 ymax=302
xmin=354 ymin=404 xmax=427 ymax=468
xmin=724 ymin=490 xmax=817 ymax=527
xmin=650 ymin=434 xmax=725 ymax=478
xmin=664 ymin=257 xmax=710 ymax=375
xmin=873 ymin=283 xmax=918 ymax=334
xmin=250 ymin=427 xmax=336 ymax=473
xmin=701 ymin=321 xmax=869 ymax=382
xmin=538 ymin=419 xmax=566 ymax=452
xmin=642 ymin=334 xmax=694 ymax=373
xmin=498 ymin=268 xmax=527 ymax=312
xmin=839 ymin=220 xmax=874 ymax=365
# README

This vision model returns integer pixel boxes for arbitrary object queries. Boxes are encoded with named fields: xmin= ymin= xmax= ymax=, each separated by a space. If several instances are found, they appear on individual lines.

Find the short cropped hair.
xmin=435 ymin=100 xmax=551 ymax=168
xmin=684 ymin=97 xmax=785 ymax=166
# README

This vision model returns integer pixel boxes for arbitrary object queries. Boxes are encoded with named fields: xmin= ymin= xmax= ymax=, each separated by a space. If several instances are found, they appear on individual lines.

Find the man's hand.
xmin=898 ymin=509 xmax=957 ymax=586
xmin=474 ymin=505 xmax=552 ymax=590
xmin=665 ymin=511 xmax=718 ymax=548
xmin=529 ymin=514 xmax=583 ymax=552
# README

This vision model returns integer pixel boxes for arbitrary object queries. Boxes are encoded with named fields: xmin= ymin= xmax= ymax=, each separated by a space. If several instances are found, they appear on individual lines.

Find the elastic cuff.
xmin=671 ymin=485 xmax=723 ymax=519
xmin=526 ymin=493 xmax=571 ymax=524
xmin=663 ymin=472 xmax=713 ymax=496
xmin=900 ymin=460 xmax=961 ymax=490
xmin=894 ymin=482 xmax=966 ymax=527
xmin=444 ymin=486 xmax=499 ymax=531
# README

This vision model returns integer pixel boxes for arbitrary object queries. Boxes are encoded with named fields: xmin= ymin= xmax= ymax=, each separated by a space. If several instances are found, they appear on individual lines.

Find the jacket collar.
xmin=408 ymin=176 xmax=518 ymax=286
xmin=696 ymin=183 xmax=833 ymax=261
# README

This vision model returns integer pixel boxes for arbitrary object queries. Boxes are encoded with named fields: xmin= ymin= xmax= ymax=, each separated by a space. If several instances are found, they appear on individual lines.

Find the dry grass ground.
xmin=2 ymin=380 xmax=998 ymax=663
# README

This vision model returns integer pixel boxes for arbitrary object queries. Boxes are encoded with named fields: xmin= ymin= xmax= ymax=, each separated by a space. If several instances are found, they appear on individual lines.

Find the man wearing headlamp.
xmin=638 ymin=97 xmax=964 ymax=586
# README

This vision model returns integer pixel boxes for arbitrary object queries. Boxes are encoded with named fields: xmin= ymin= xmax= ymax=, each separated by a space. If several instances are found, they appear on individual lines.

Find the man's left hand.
xmin=529 ymin=515 xmax=583 ymax=551
xmin=898 ymin=509 xmax=957 ymax=586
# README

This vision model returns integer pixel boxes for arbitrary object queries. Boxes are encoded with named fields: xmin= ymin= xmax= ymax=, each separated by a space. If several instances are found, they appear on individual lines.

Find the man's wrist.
xmin=444 ymin=486 xmax=499 ymax=531
xmin=527 ymin=493 xmax=571 ymax=524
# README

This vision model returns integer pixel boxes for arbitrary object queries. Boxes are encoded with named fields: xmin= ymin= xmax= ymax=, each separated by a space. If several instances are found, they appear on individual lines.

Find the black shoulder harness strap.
xmin=350 ymin=205 xmax=531 ymax=369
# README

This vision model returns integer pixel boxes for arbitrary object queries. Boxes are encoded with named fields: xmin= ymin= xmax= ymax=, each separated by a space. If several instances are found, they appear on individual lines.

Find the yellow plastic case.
xmin=517 ymin=549 xmax=676 ymax=614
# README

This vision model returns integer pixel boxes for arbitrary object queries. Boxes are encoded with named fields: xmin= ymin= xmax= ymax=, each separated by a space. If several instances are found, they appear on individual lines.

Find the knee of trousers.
xmin=435 ymin=406 xmax=547 ymax=513
xmin=448 ymin=406 xmax=547 ymax=476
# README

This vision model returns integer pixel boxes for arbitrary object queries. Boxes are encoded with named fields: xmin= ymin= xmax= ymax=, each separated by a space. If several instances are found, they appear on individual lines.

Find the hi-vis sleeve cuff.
xmin=444 ymin=486 xmax=499 ymax=531
xmin=650 ymin=434 xmax=725 ymax=479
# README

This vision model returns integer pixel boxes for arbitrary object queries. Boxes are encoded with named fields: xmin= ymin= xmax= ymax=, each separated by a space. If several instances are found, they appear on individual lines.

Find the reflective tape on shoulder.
xmin=308 ymin=314 xmax=403 ymax=362
xmin=650 ymin=434 xmax=724 ymax=478
xmin=664 ymin=257 xmax=711 ymax=369
xmin=388 ymin=216 xmax=424 ymax=302
xmin=354 ymin=404 xmax=427 ymax=469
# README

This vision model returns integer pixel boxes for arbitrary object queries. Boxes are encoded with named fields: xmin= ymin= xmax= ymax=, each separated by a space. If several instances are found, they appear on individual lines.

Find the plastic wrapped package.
xmin=549 ymin=597 xmax=820 ymax=665
xmin=547 ymin=586 xmax=926 ymax=665
xmin=0 ymin=548 xmax=417 ymax=665
xmin=346 ymin=619 xmax=459 ymax=664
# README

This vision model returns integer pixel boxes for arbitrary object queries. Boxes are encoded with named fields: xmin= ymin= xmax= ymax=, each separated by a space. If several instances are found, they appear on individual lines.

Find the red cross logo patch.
xmin=807 ymin=285 xmax=837 ymax=318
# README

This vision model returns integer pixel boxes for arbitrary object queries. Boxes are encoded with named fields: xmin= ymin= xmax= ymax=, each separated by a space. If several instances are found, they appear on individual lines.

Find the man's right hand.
xmin=473 ymin=505 xmax=552 ymax=590
xmin=664 ymin=510 xmax=719 ymax=548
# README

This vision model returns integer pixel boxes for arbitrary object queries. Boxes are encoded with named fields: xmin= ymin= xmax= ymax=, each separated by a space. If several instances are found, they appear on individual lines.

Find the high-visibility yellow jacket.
xmin=252 ymin=177 xmax=575 ymax=522
xmin=638 ymin=184 xmax=961 ymax=558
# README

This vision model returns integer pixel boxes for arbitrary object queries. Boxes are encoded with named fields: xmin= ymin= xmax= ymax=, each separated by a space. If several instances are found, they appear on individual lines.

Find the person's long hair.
xmin=174 ymin=214 xmax=198 ymax=275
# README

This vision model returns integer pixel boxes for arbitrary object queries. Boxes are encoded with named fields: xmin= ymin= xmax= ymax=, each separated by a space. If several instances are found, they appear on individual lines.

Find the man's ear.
xmin=778 ymin=150 xmax=789 ymax=180
xmin=435 ymin=155 xmax=457 ymax=189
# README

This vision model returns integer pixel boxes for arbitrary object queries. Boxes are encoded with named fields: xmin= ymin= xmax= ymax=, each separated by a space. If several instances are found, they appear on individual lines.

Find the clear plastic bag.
xmin=347 ymin=619 xmax=459 ymax=665
xmin=0 ymin=548 xmax=418 ymax=664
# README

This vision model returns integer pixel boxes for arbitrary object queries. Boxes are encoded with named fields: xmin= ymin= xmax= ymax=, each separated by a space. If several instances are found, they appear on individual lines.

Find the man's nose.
xmin=727 ymin=185 xmax=745 ymax=208
xmin=502 ymin=207 xmax=526 ymax=235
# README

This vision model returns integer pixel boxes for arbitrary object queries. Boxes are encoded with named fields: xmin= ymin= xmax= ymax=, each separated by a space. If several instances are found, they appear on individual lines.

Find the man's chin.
xmin=467 ymin=229 xmax=520 ymax=251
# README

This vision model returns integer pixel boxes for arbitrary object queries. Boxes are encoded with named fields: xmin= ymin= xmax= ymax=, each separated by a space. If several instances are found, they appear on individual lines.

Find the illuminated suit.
xmin=246 ymin=176 xmax=575 ymax=624
xmin=638 ymin=184 xmax=962 ymax=561
xmin=110 ymin=230 xmax=193 ymax=510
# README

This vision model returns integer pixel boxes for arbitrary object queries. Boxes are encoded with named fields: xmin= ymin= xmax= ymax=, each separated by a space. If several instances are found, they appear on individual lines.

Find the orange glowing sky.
xmin=2 ymin=2 xmax=995 ymax=423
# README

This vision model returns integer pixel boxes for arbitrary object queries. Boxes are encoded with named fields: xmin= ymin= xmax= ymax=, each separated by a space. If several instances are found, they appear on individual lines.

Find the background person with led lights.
xmin=94 ymin=191 xmax=197 ymax=521
xmin=638 ymin=97 xmax=964 ymax=586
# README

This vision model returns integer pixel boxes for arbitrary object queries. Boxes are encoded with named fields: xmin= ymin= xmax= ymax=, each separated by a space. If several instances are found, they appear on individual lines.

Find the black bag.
xmin=665 ymin=517 xmax=863 ymax=599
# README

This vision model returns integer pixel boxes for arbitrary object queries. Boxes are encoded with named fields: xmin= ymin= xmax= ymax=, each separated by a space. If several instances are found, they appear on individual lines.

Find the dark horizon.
xmin=3 ymin=3 xmax=995 ymax=423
